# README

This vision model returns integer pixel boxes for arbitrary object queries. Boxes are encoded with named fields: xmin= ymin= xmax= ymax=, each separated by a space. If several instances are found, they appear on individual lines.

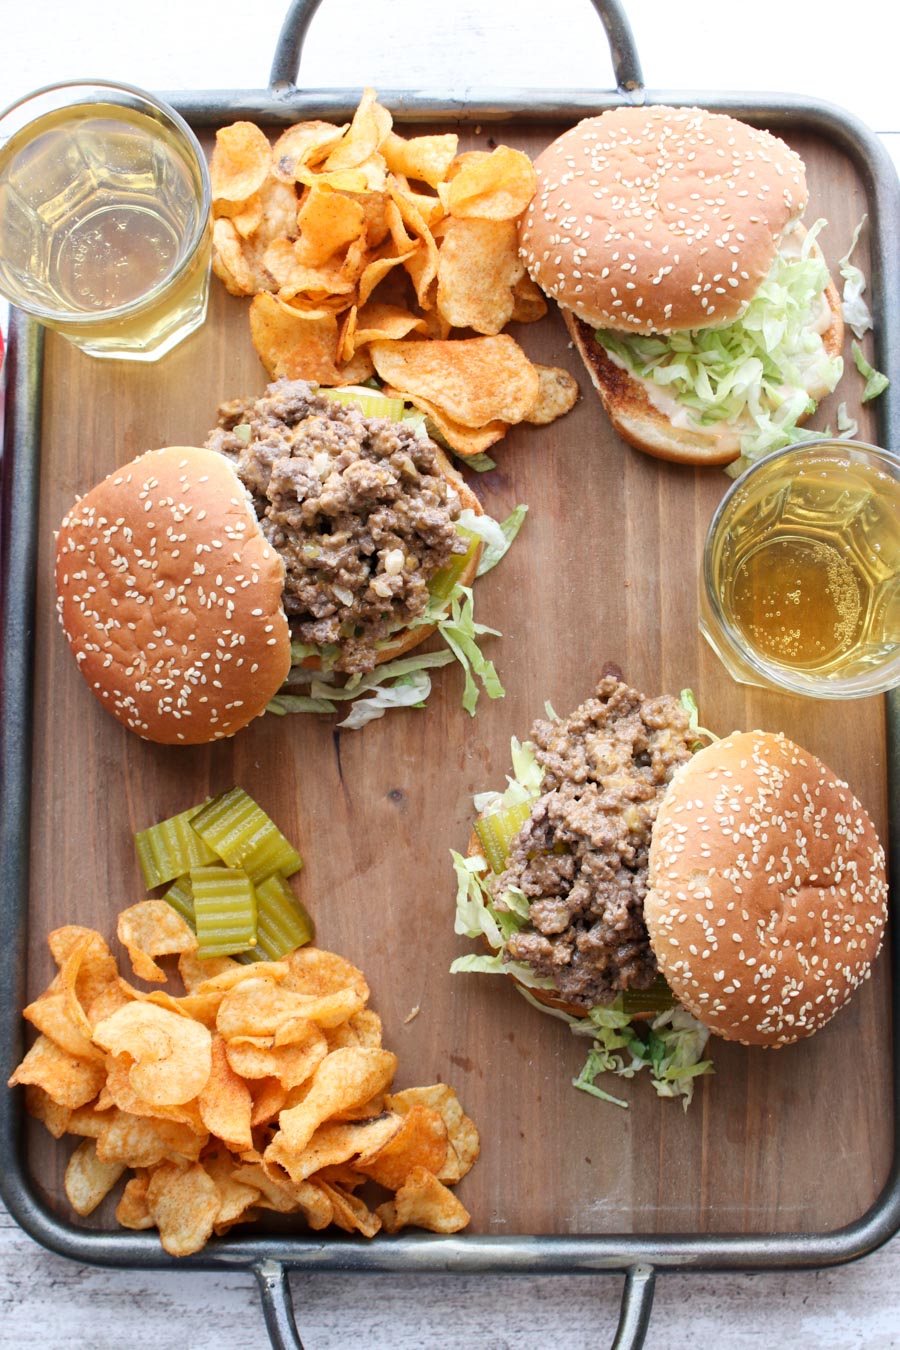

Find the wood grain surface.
xmin=13 ymin=112 xmax=893 ymax=1263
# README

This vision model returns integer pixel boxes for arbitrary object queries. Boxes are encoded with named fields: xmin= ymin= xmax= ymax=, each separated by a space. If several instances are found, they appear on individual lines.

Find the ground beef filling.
xmin=205 ymin=378 xmax=467 ymax=674
xmin=495 ymin=675 xmax=695 ymax=1010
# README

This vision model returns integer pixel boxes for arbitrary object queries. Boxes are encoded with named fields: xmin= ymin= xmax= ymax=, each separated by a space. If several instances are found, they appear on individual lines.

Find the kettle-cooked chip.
xmin=387 ymin=1083 xmax=480 ymax=1183
xmin=92 ymin=1002 xmax=212 ymax=1106
xmin=7 ymin=1034 xmax=106 ymax=1108
xmin=250 ymin=293 xmax=343 ymax=384
xmin=371 ymin=335 xmax=539 ymax=428
xmin=64 ymin=1138 xmax=126 ymax=1217
xmin=147 ymin=1161 xmax=221 ymax=1257
xmin=295 ymin=186 xmax=366 ymax=267
xmin=14 ymin=879 xmax=480 ymax=1255
xmin=210 ymin=121 xmax=273 ymax=205
xmin=316 ymin=1179 xmax=381 ymax=1237
xmin=446 ymin=144 xmax=537 ymax=221
xmin=321 ymin=87 xmax=392 ymax=174
xmin=118 ymin=901 xmax=198 ymax=984
xmin=96 ymin=1109 xmax=208 ymax=1169
xmin=381 ymin=386 xmax=508 ymax=458
xmin=382 ymin=131 xmax=459 ymax=189
xmin=436 ymin=218 xmax=525 ymax=335
xmin=197 ymin=1035 xmax=253 ymax=1152
xmin=525 ymin=364 xmax=581 ymax=425
xmin=115 ymin=1171 xmax=155 ymax=1230
xmin=357 ymin=1103 xmax=449 ymax=1191
xmin=266 ymin=1113 xmax=402 ymax=1183
xmin=276 ymin=1047 xmax=398 ymax=1155
xmin=377 ymin=1165 xmax=471 ymax=1234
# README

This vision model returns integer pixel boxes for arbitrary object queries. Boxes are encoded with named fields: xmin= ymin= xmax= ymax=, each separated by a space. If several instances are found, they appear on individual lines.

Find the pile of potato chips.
xmin=210 ymin=88 xmax=578 ymax=456
xmin=9 ymin=904 xmax=478 ymax=1255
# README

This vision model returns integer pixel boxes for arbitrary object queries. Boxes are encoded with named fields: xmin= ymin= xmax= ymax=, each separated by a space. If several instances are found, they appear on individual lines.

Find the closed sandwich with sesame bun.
xmin=452 ymin=675 xmax=887 ymax=1103
xmin=55 ymin=445 xmax=292 ymax=745
xmin=55 ymin=380 xmax=494 ymax=745
xmin=518 ymin=106 xmax=845 ymax=467
xmin=644 ymin=729 xmax=888 ymax=1048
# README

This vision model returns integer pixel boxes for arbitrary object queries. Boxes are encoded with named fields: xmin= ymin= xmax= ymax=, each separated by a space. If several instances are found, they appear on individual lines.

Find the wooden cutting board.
xmin=21 ymin=118 xmax=892 ymax=1240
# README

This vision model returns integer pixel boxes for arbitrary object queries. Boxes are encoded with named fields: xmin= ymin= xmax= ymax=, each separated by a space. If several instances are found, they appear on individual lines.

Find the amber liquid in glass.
xmin=714 ymin=454 xmax=900 ymax=681
xmin=0 ymin=102 xmax=209 ymax=357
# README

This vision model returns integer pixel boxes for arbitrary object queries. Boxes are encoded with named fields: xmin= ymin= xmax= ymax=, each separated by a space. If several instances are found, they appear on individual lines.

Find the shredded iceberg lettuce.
xmin=457 ymin=505 xmax=529 ymax=576
xmin=449 ymin=734 xmax=715 ymax=1108
xmin=596 ymin=224 xmax=843 ymax=473
xmin=679 ymin=688 xmax=718 ymax=750
xmin=852 ymin=340 xmax=889 ymax=403
xmin=569 ymin=1004 xmax=713 ymax=1110
xmin=838 ymin=216 xmax=874 ymax=340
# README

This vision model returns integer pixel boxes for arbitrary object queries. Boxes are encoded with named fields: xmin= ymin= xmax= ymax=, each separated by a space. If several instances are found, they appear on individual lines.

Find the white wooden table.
xmin=2 ymin=2 xmax=898 ymax=1345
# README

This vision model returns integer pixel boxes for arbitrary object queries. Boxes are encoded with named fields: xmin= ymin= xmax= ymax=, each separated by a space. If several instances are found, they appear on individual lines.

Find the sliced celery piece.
xmin=254 ymin=874 xmax=315 ymax=960
xmin=428 ymin=530 xmax=480 ymax=607
xmin=134 ymin=803 xmax=218 ymax=889
xmin=320 ymin=386 xmax=406 ymax=421
xmin=474 ymin=800 xmax=532 ymax=874
xmin=621 ymin=975 xmax=677 ymax=1016
xmin=191 ymin=864 xmax=258 ymax=958
xmin=190 ymin=788 xmax=302 ymax=883
xmin=161 ymin=875 xmax=195 ymax=929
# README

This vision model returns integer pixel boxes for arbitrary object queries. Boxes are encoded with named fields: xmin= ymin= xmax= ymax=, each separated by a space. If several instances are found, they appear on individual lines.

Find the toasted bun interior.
xmin=563 ymin=271 xmax=844 ymax=466
xmin=55 ymin=446 xmax=291 ymax=745
xmin=645 ymin=731 xmax=888 ymax=1047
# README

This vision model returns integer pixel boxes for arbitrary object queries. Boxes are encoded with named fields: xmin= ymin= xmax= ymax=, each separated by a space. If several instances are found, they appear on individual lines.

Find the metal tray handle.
xmin=269 ymin=0 xmax=645 ymax=96
xmin=256 ymin=2 xmax=650 ymax=1347
xmin=255 ymin=1259 xmax=657 ymax=1350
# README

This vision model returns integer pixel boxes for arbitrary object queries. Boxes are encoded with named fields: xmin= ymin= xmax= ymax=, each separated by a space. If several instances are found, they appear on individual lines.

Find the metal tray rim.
xmin=1 ymin=82 xmax=899 ymax=1289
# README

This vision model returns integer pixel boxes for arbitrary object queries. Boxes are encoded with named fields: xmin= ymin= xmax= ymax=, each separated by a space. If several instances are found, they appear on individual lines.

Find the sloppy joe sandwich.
xmin=452 ymin=673 xmax=887 ymax=1103
xmin=56 ymin=381 xmax=517 ymax=743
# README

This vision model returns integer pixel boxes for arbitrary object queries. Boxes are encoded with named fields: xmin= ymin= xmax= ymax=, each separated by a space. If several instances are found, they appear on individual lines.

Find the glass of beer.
xmin=701 ymin=440 xmax=900 ymax=698
xmin=0 ymin=80 xmax=211 ymax=361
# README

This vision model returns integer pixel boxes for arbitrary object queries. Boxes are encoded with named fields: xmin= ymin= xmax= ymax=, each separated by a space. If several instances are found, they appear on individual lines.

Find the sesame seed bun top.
xmin=518 ymin=106 xmax=808 ymax=335
xmin=644 ymin=731 xmax=888 ymax=1048
xmin=55 ymin=446 xmax=291 ymax=745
